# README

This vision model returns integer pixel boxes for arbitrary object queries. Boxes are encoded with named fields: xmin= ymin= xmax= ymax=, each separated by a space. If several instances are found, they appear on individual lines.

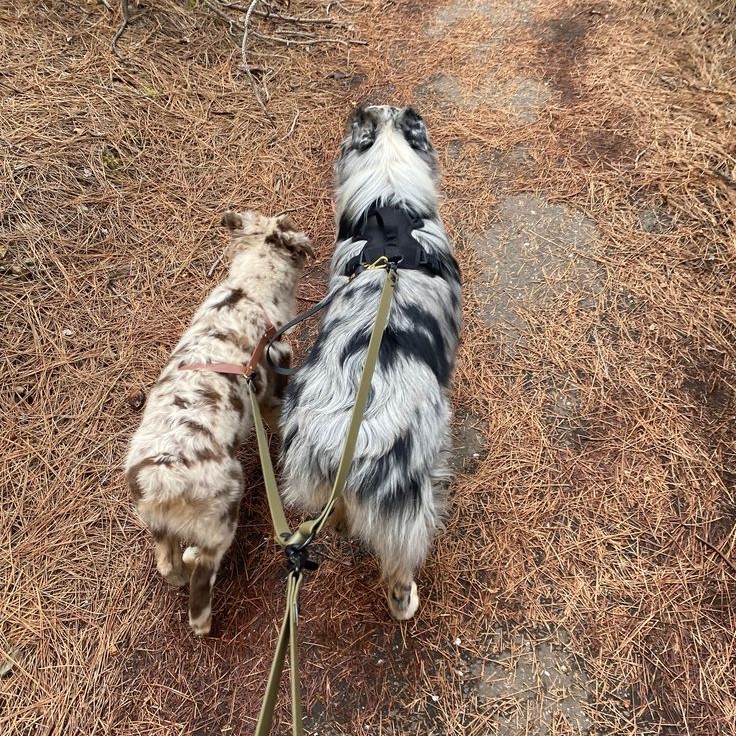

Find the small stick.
xmin=203 ymin=0 xmax=243 ymax=34
xmin=251 ymin=30 xmax=366 ymax=46
xmin=273 ymin=205 xmax=309 ymax=217
xmin=240 ymin=0 xmax=275 ymax=125
xmin=207 ymin=253 xmax=225 ymax=278
xmin=693 ymin=532 xmax=736 ymax=576
xmin=111 ymin=0 xmax=130 ymax=56
xmin=224 ymin=3 xmax=344 ymax=25
xmin=271 ymin=110 xmax=299 ymax=144
xmin=326 ymin=0 xmax=365 ymax=14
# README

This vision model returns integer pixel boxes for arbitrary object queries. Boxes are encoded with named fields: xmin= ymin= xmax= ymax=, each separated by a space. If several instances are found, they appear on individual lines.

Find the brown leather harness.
xmin=179 ymin=305 xmax=277 ymax=380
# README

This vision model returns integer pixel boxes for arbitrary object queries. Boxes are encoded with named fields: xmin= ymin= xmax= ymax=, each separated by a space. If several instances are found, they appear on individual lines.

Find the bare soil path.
xmin=1 ymin=1 xmax=734 ymax=735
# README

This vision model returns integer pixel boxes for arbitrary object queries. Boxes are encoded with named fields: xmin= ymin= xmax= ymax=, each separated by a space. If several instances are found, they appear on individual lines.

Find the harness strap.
xmin=250 ymin=265 xmax=398 ymax=736
xmin=343 ymin=205 xmax=442 ymax=278
xmin=180 ymin=306 xmax=276 ymax=380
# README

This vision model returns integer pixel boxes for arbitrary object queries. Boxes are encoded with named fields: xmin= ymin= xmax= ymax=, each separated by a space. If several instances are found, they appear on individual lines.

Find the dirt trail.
xmin=2 ymin=1 xmax=735 ymax=735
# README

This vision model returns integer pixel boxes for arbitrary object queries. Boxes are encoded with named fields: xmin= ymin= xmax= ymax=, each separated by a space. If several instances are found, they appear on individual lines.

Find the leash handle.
xmin=253 ymin=571 xmax=303 ymax=736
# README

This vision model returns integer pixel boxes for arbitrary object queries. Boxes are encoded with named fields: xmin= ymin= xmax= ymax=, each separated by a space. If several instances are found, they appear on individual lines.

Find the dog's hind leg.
xmin=153 ymin=531 xmax=187 ymax=587
xmin=185 ymin=463 xmax=242 ymax=636
xmin=386 ymin=567 xmax=420 ymax=621
xmin=375 ymin=516 xmax=430 ymax=621
xmin=186 ymin=544 xmax=228 ymax=636
xmin=328 ymin=497 xmax=349 ymax=537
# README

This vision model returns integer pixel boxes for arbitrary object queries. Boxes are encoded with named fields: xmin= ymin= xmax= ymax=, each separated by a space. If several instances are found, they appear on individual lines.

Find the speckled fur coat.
xmin=124 ymin=210 xmax=312 ymax=635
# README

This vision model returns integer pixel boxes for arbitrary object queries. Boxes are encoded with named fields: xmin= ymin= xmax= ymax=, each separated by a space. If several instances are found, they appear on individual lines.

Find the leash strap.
xmin=249 ymin=264 xmax=398 ymax=736
xmin=266 ymin=293 xmax=335 ymax=377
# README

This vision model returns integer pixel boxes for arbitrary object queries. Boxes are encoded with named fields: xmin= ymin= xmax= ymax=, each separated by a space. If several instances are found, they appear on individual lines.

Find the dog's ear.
xmin=349 ymin=106 xmax=377 ymax=151
xmin=282 ymin=231 xmax=315 ymax=261
xmin=221 ymin=211 xmax=243 ymax=231
xmin=271 ymin=223 xmax=315 ymax=262
xmin=399 ymin=108 xmax=432 ymax=154
xmin=276 ymin=213 xmax=297 ymax=232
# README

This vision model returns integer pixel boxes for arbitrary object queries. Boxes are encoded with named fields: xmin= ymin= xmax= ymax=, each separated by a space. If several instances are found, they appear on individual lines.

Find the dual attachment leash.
xmin=248 ymin=259 xmax=397 ymax=736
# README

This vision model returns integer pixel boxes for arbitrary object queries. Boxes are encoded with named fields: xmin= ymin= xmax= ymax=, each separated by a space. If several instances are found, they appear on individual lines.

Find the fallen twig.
xmin=240 ymin=0 xmax=275 ymax=125
xmin=693 ymin=532 xmax=736 ymax=576
xmin=202 ymin=0 xmax=243 ymax=34
xmin=224 ymin=3 xmax=345 ymax=26
xmin=325 ymin=0 xmax=365 ymax=14
xmin=252 ymin=30 xmax=366 ymax=46
xmin=111 ymin=0 xmax=130 ymax=56
xmin=271 ymin=109 xmax=300 ymax=144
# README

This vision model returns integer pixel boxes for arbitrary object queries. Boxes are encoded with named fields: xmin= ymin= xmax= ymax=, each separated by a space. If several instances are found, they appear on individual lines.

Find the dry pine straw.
xmin=1 ymin=0 xmax=735 ymax=734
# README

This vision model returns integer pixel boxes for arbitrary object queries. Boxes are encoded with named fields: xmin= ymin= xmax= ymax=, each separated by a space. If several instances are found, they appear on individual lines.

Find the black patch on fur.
xmin=435 ymin=251 xmax=462 ymax=288
xmin=349 ymin=106 xmax=378 ymax=151
xmin=281 ymin=426 xmax=298 ymax=458
xmin=302 ymin=319 xmax=343 ymax=366
xmin=341 ymin=280 xmax=382 ymax=303
xmin=398 ymin=108 xmax=432 ymax=154
xmin=339 ymin=306 xmax=453 ymax=387
xmin=380 ymin=473 xmax=423 ymax=516
xmin=353 ymin=433 xmax=422 ymax=516
xmin=172 ymin=395 xmax=189 ymax=409
xmin=282 ymin=375 xmax=304 ymax=417
xmin=213 ymin=288 xmax=245 ymax=310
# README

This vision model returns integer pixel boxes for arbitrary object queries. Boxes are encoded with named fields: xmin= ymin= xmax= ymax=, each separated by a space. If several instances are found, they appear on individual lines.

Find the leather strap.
xmin=180 ymin=305 xmax=275 ymax=380
xmin=179 ymin=362 xmax=249 ymax=375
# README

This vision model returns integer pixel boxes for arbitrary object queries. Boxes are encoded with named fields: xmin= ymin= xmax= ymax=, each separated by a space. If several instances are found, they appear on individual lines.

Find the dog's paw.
xmin=182 ymin=546 xmax=200 ymax=568
xmin=388 ymin=580 xmax=419 ymax=621
xmin=164 ymin=570 xmax=188 ymax=588
xmin=189 ymin=614 xmax=212 ymax=637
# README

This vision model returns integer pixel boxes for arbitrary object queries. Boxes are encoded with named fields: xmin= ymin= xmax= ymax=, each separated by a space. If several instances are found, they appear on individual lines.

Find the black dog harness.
xmin=344 ymin=205 xmax=443 ymax=277
xmin=267 ymin=205 xmax=445 ymax=377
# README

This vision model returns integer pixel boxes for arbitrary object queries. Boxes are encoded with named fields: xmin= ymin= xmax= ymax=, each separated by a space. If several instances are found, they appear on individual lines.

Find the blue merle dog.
xmin=279 ymin=106 xmax=462 ymax=620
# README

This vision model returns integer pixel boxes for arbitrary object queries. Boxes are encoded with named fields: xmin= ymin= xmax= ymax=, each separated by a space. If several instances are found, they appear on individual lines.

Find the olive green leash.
xmin=246 ymin=262 xmax=398 ymax=736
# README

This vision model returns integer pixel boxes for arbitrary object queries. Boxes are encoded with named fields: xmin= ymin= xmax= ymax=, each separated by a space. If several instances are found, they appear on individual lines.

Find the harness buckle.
xmin=283 ymin=524 xmax=319 ymax=575
xmin=284 ymin=544 xmax=319 ymax=575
